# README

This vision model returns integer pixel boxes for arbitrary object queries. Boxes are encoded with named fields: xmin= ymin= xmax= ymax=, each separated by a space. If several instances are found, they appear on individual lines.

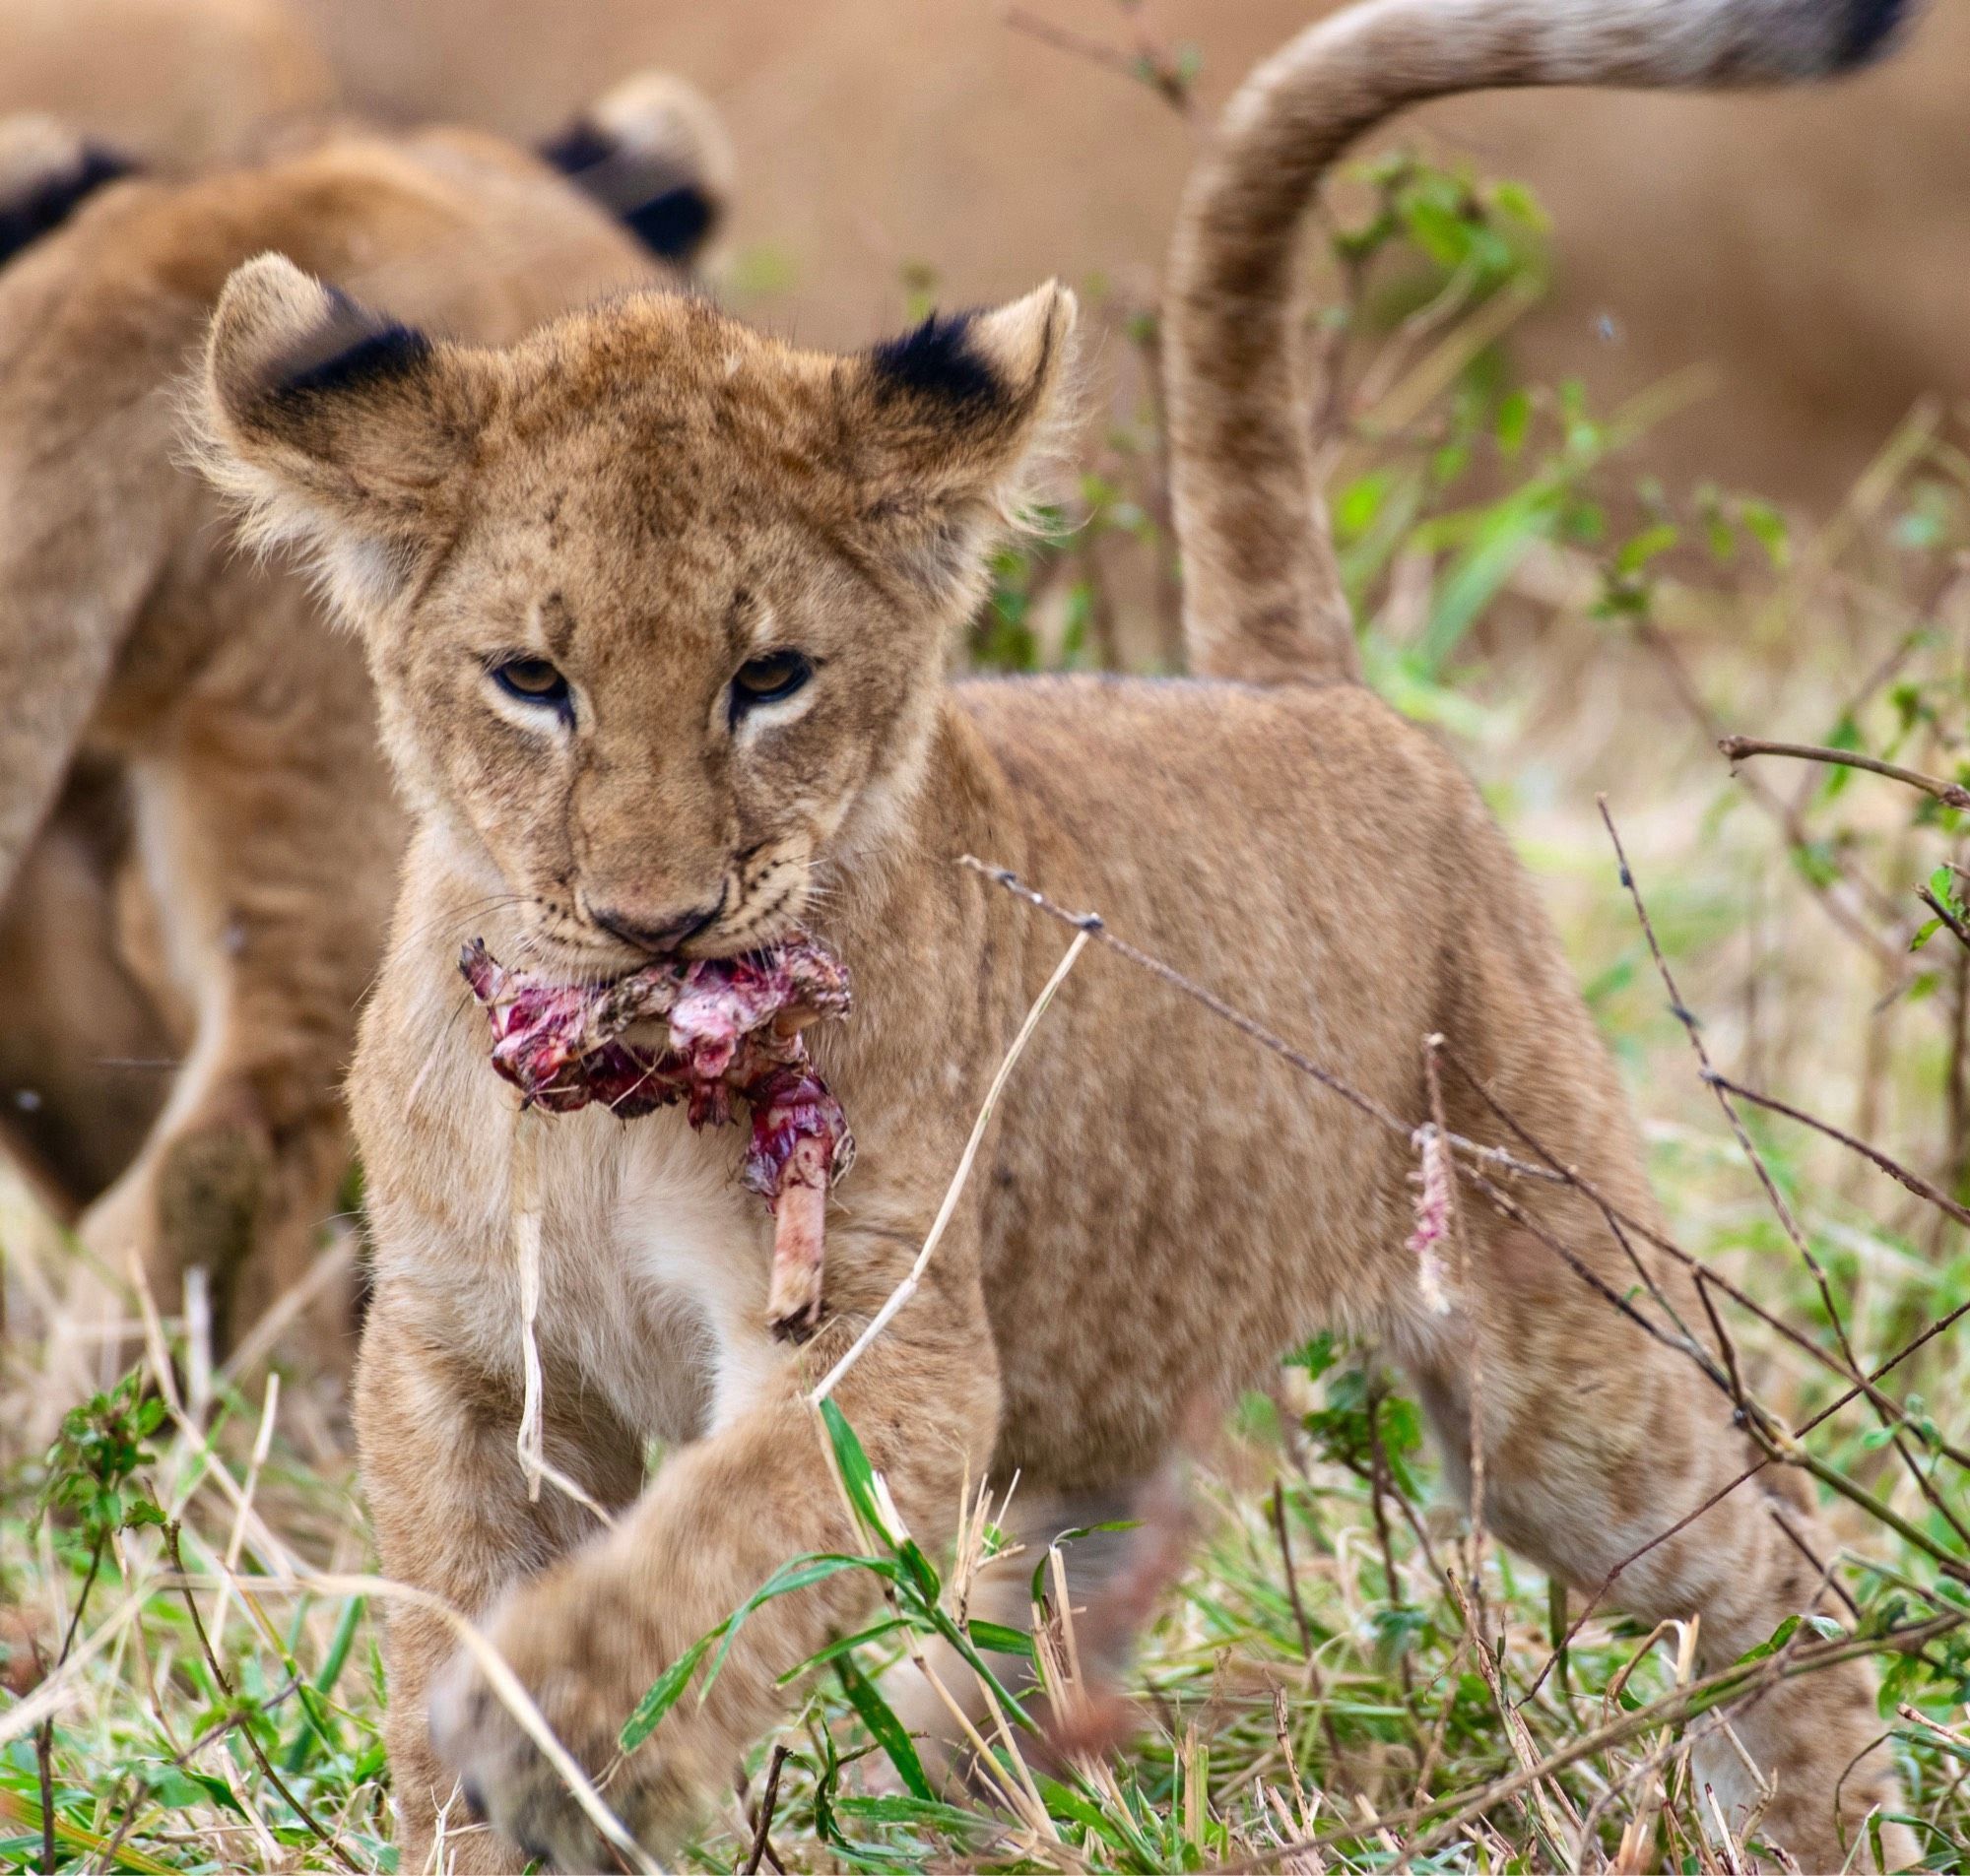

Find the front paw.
xmin=426 ymin=1563 xmax=724 ymax=1870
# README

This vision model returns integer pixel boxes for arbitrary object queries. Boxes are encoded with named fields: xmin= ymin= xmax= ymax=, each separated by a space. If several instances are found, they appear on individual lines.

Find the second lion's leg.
xmin=72 ymin=615 xmax=400 ymax=1369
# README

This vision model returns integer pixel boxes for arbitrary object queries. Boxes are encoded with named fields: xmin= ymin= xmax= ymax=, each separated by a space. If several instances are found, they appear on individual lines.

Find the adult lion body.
xmin=199 ymin=0 xmax=1918 ymax=1868
xmin=0 ymin=92 xmax=724 ymax=1361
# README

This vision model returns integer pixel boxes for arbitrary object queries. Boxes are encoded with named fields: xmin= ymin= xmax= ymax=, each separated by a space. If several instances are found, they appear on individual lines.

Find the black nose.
xmin=591 ymin=902 xmax=720 ymax=955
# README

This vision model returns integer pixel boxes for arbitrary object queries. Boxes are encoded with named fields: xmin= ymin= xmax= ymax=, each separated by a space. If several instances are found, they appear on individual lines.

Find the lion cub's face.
xmin=198 ymin=259 xmax=1073 ymax=974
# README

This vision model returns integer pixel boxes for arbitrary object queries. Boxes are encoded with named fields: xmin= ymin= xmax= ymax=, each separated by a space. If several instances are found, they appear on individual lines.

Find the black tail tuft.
xmin=1835 ymin=0 xmax=1916 ymax=67
xmin=0 ymin=144 xmax=134 ymax=269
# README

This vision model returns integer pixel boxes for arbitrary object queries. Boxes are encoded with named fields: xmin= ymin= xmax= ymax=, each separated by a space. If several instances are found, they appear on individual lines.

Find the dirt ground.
xmin=291 ymin=0 xmax=1970 ymax=510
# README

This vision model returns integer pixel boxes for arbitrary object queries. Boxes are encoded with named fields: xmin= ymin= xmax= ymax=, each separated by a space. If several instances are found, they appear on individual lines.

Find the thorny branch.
xmin=1704 ymin=1069 xmax=1970 ymax=1229
xmin=1636 ymin=620 xmax=1908 ymax=962
xmin=1003 ymin=2 xmax=1197 ymax=115
xmin=964 ymin=855 xmax=1968 ymax=1471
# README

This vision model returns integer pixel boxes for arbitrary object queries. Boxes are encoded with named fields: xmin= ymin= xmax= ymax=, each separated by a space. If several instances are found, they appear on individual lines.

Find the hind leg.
xmin=1399 ymin=1197 xmax=1911 ymax=1871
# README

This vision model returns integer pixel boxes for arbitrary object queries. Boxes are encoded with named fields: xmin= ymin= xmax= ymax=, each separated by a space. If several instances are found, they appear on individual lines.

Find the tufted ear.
xmin=855 ymin=282 xmax=1078 ymax=594
xmin=0 ymin=114 xmax=137 ymax=268
xmin=196 ymin=252 xmax=493 ymax=620
xmin=540 ymin=70 xmax=733 ymax=265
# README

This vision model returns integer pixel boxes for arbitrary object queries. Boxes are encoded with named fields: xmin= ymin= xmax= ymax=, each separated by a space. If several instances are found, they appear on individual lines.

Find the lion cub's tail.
xmin=1164 ymin=0 xmax=1914 ymax=687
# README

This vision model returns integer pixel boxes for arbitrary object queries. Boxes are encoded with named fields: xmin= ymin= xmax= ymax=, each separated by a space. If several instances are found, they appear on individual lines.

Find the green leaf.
xmin=700 ymin=1553 xmax=898 ymax=1703
xmin=820 ymin=1398 xmax=889 ymax=1543
xmin=1614 ymin=524 xmax=1678 ymax=575
xmin=1335 ymin=472 xmax=1390 ymax=542
xmin=834 ymin=1650 xmax=935 ymax=1801
xmin=834 ymin=1792 xmax=981 ymax=1832
xmin=1493 ymin=389 xmax=1531 ymax=458
xmin=787 ymin=1618 xmax=909 ymax=1679
xmin=1740 ymin=499 xmax=1791 ymax=567
xmin=1488 ymin=179 xmax=1548 ymax=229
xmin=1284 ymin=1331 xmax=1339 ymax=1380
xmin=620 ymin=1632 xmax=715 ymax=1752
xmin=966 ymin=1619 xmax=1035 ymax=1659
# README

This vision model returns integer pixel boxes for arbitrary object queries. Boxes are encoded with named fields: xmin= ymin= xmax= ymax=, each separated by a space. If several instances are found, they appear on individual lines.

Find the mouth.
xmin=563 ymin=882 xmax=807 ymax=972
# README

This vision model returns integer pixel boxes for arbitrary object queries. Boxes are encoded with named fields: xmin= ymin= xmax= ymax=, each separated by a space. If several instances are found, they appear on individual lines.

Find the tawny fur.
xmin=0 ymin=98 xmax=721 ymax=1375
xmin=197 ymin=0 xmax=1914 ymax=1867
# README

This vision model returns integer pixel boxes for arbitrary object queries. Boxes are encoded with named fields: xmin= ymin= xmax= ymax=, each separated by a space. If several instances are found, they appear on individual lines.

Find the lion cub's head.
xmin=197 ymin=257 xmax=1074 ymax=973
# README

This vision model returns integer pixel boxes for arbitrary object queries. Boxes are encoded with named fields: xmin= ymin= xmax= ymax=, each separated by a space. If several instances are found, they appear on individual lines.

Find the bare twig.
xmin=1602 ymin=798 xmax=1970 ymax=1549
xmin=1703 ymin=1070 xmax=1970 ymax=1230
xmin=1637 ymin=620 xmax=1904 ymax=961
xmin=1919 ymin=882 xmax=1970 ymax=952
xmin=969 ymin=854 xmax=1966 ymax=1465
xmin=37 ymin=1529 xmax=106 ymax=1872
xmin=960 ymin=857 xmax=1517 ymax=1169
xmin=1004 ymin=4 xmax=1195 ymax=113
xmin=1269 ymin=1482 xmax=1315 ymax=1661
xmin=1719 ymin=736 xmax=1970 ymax=811
xmin=743 ymin=1742 xmax=791 ymax=1876
xmin=1437 ymin=1039 xmax=1970 ymax=1471
xmin=1313 ymin=1616 xmax=1962 ymax=1872
xmin=1521 ymin=1292 xmax=1970 ymax=1703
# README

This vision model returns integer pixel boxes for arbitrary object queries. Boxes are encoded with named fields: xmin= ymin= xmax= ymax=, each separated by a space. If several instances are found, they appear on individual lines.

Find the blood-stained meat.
xmin=460 ymin=936 xmax=854 ymax=1340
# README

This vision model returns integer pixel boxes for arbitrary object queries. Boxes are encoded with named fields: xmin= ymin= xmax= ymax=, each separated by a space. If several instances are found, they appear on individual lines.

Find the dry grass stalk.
xmin=808 ymin=927 xmax=1088 ymax=1405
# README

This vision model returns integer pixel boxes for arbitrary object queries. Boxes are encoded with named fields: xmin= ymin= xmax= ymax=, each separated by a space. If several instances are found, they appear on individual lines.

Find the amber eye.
xmin=730 ymin=650 xmax=814 ymax=720
xmin=491 ymin=658 xmax=570 ymax=710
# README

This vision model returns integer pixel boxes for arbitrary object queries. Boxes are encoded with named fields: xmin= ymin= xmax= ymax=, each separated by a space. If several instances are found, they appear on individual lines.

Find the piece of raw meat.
xmin=460 ymin=935 xmax=854 ymax=1340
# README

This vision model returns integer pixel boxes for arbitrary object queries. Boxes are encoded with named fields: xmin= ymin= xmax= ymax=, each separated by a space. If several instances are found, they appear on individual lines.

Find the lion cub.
xmin=198 ymin=0 xmax=1914 ymax=1866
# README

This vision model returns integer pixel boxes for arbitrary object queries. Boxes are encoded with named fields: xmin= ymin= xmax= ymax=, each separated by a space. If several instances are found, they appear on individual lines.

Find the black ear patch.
xmin=264 ymin=289 xmax=431 ymax=401
xmin=0 ymin=145 xmax=134 ymax=269
xmin=621 ymin=185 xmax=715 ymax=262
xmin=540 ymin=121 xmax=613 ymax=177
xmin=868 ymin=311 xmax=1002 ymax=410
xmin=541 ymin=119 xmax=721 ymax=262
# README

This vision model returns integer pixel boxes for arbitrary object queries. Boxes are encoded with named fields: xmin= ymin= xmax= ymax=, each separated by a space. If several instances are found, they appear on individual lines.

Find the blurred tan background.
xmin=5 ymin=0 xmax=1966 ymax=507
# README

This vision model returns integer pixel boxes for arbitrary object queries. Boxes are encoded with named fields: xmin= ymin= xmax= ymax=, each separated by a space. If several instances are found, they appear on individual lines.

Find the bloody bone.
xmin=459 ymin=936 xmax=854 ymax=1341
